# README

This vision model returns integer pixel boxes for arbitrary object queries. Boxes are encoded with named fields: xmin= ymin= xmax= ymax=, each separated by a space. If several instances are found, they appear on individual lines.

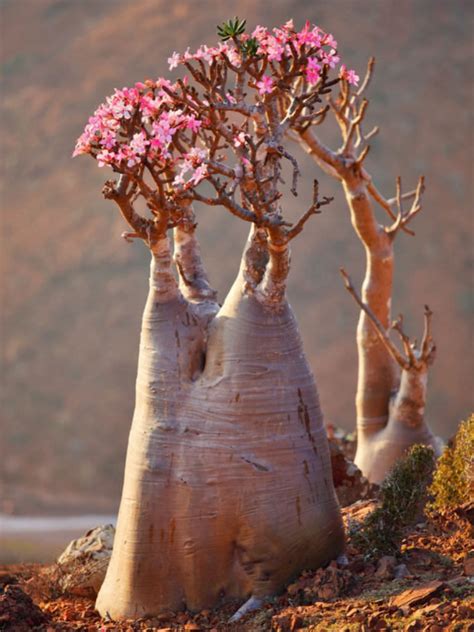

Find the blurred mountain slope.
xmin=1 ymin=0 xmax=472 ymax=512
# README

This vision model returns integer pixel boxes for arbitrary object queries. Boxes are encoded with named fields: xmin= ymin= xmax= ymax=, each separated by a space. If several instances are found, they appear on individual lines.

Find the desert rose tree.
xmin=73 ymin=19 xmax=357 ymax=620
xmin=295 ymin=59 xmax=442 ymax=483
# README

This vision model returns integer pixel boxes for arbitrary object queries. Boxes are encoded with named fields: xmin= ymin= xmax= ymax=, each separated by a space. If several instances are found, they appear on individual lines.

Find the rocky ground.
xmin=1 ymin=434 xmax=472 ymax=631
xmin=0 ymin=507 xmax=472 ymax=631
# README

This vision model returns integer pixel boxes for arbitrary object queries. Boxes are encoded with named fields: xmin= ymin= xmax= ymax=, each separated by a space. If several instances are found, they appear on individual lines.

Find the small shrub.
xmin=426 ymin=414 xmax=474 ymax=517
xmin=350 ymin=444 xmax=436 ymax=557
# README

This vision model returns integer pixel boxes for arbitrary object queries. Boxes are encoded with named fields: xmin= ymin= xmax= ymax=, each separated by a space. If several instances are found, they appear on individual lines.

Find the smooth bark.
xmin=96 ymin=222 xmax=344 ymax=619
xmin=299 ymin=121 xmax=441 ymax=483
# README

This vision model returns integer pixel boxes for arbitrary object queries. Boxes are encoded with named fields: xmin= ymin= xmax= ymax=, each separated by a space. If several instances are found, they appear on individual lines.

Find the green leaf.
xmin=242 ymin=37 xmax=259 ymax=57
xmin=217 ymin=17 xmax=247 ymax=41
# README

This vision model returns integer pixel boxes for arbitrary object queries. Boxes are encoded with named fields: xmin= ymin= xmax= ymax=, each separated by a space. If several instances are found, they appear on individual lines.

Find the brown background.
xmin=1 ymin=0 xmax=473 ymax=514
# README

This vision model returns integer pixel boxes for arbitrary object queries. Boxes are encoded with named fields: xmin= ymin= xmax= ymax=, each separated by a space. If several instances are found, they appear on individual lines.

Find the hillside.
xmin=1 ymin=0 xmax=473 ymax=513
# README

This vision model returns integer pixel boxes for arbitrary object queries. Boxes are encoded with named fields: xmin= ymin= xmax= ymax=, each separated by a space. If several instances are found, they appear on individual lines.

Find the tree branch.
xmin=102 ymin=175 xmax=154 ymax=241
xmin=340 ymin=267 xmax=410 ymax=370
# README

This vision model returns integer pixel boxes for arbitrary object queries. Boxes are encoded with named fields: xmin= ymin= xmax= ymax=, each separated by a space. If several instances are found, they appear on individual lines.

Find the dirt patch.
xmin=1 ymin=509 xmax=472 ymax=631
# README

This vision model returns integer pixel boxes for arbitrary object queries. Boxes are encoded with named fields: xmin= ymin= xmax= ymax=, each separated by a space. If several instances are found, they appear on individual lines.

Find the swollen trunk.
xmin=96 ymin=259 xmax=344 ymax=619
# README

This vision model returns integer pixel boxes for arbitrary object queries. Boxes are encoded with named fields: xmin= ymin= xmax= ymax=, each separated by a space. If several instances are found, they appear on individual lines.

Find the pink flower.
xmin=233 ymin=131 xmax=247 ymax=148
xmin=96 ymin=149 xmax=116 ymax=168
xmin=72 ymin=138 xmax=90 ymax=157
xmin=321 ymin=48 xmax=340 ymax=69
xmin=168 ymin=51 xmax=181 ymax=70
xmin=194 ymin=45 xmax=214 ymax=64
xmin=252 ymin=25 xmax=269 ymax=43
xmin=256 ymin=75 xmax=274 ymax=96
xmin=306 ymin=57 xmax=321 ymax=85
xmin=186 ymin=116 xmax=202 ymax=133
xmin=129 ymin=131 xmax=149 ymax=156
xmin=323 ymin=33 xmax=338 ymax=49
xmin=266 ymin=37 xmax=285 ymax=62
xmin=189 ymin=164 xmax=208 ymax=185
xmin=340 ymin=65 xmax=360 ymax=86
xmin=296 ymin=21 xmax=322 ymax=48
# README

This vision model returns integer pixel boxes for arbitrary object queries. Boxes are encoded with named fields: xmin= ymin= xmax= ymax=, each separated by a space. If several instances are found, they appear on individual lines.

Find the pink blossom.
xmin=139 ymin=94 xmax=162 ymax=121
xmin=296 ymin=21 xmax=322 ymax=49
xmin=189 ymin=164 xmax=208 ymax=185
xmin=266 ymin=37 xmax=285 ymax=62
xmin=129 ymin=131 xmax=149 ymax=156
xmin=252 ymin=25 xmax=269 ymax=43
xmin=322 ymin=33 xmax=338 ymax=49
xmin=186 ymin=147 xmax=208 ymax=164
xmin=256 ymin=75 xmax=274 ymax=96
xmin=173 ymin=163 xmax=191 ymax=187
xmin=340 ymin=65 xmax=360 ymax=86
xmin=321 ymin=48 xmax=340 ymax=69
xmin=305 ymin=58 xmax=321 ymax=85
xmin=72 ymin=138 xmax=91 ymax=157
xmin=96 ymin=149 xmax=116 ymax=168
xmin=233 ymin=131 xmax=247 ymax=148
xmin=194 ymin=45 xmax=214 ymax=64
xmin=186 ymin=116 xmax=202 ymax=133
xmin=168 ymin=51 xmax=181 ymax=70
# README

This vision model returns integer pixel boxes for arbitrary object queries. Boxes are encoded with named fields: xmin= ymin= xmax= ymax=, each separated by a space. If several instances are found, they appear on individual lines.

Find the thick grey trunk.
xmin=96 ymin=254 xmax=344 ymax=619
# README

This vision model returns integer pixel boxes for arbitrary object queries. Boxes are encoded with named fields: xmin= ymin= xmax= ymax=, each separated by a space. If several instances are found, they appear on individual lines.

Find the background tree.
xmin=295 ymin=59 xmax=442 ymax=483
xmin=73 ymin=19 xmax=355 ymax=620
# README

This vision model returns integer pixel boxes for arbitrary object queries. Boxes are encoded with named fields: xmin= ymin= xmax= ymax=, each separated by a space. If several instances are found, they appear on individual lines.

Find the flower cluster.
xmin=73 ymin=80 xmax=203 ymax=172
xmin=74 ymin=18 xmax=360 ymax=203
xmin=167 ymin=19 xmax=359 ymax=90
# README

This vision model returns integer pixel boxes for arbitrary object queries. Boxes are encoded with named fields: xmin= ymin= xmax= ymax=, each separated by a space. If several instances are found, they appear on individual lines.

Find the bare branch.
xmin=391 ymin=314 xmax=417 ymax=366
xmin=366 ymin=179 xmax=416 ymax=236
xmin=356 ymin=56 xmax=376 ymax=97
xmin=298 ymin=127 xmax=342 ymax=174
xmin=420 ymin=305 xmax=436 ymax=364
xmin=102 ymin=175 xmax=154 ymax=241
xmin=386 ymin=175 xmax=425 ymax=237
xmin=287 ymin=180 xmax=332 ymax=240
xmin=342 ymin=98 xmax=369 ymax=154
xmin=339 ymin=268 xmax=410 ymax=370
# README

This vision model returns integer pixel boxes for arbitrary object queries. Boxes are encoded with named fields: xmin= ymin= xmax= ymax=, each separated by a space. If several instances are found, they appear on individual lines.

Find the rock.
xmin=304 ymin=563 xmax=352 ymax=601
xmin=375 ymin=556 xmax=396 ymax=579
xmin=454 ymin=500 xmax=474 ymax=524
xmin=329 ymin=440 xmax=371 ymax=507
xmin=394 ymin=563 xmax=410 ymax=579
xmin=271 ymin=612 xmax=303 ymax=632
xmin=390 ymin=581 xmax=444 ymax=609
xmin=342 ymin=499 xmax=379 ymax=527
xmin=413 ymin=603 xmax=442 ymax=618
xmin=0 ymin=573 xmax=18 ymax=590
xmin=55 ymin=523 xmax=115 ymax=595
xmin=0 ymin=584 xmax=50 ymax=631
xmin=463 ymin=551 xmax=474 ymax=576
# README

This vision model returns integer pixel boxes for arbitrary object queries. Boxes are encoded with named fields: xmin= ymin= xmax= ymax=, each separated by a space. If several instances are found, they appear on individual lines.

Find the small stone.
xmin=375 ymin=556 xmax=396 ymax=579
xmin=55 ymin=524 xmax=115 ymax=595
xmin=413 ymin=603 xmax=442 ymax=618
xmin=287 ymin=582 xmax=300 ymax=595
xmin=463 ymin=551 xmax=474 ymax=576
xmin=394 ymin=563 xmax=410 ymax=579
xmin=390 ymin=580 xmax=444 ymax=609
